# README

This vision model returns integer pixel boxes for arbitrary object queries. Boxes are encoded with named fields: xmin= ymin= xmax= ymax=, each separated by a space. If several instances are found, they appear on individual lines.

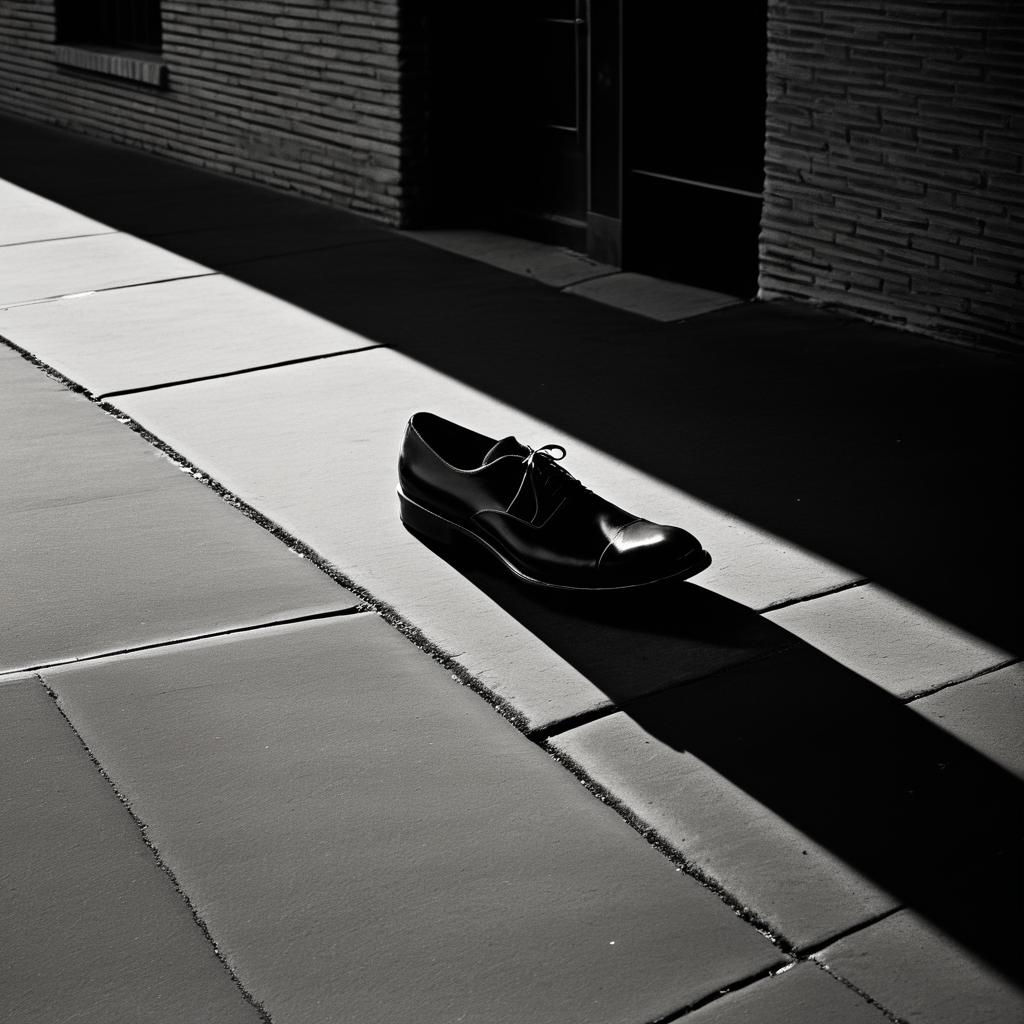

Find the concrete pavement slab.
xmin=911 ymin=662 xmax=1024 ymax=779
xmin=43 ymin=616 xmax=782 ymax=1024
xmin=0 ymin=274 xmax=378 ymax=397
xmin=375 ymin=296 xmax=1021 ymax=660
xmin=599 ymin=647 xmax=1024 ymax=988
xmin=679 ymin=963 xmax=889 ymax=1024
xmin=815 ymin=911 xmax=1024 ymax=1024
xmin=0 ymin=348 xmax=356 ymax=672
xmin=0 ymin=114 xmax=243 ymax=201
xmin=204 ymin=229 xmax=657 ymax=350
xmin=405 ymin=227 xmax=617 ymax=287
xmin=0 ymin=677 xmax=261 ymax=1024
xmin=0 ymin=179 xmax=114 ymax=246
xmin=146 ymin=217 xmax=387 ymax=269
xmin=114 ymin=348 xmax=855 ymax=731
xmin=551 ymin=711 xmax=896 ymax=950
xmin=765 ymin=584 xmax=1011 ymax=699
xmin=77 ymin=178 xmax=383 ymax=241
xmin=1 ymin=117 xmax=1019 ymax=666
xmin=564 ymin=271 xmax=742 ymax=320
xmin=0 ymin=232 xmax=211 ymax=307
xmin=0 ymin=147 xmax=387 ymax=266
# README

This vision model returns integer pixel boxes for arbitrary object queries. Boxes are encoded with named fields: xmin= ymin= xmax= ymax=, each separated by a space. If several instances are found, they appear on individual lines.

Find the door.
xmin=622 ymin=4 xmax=767 ymax=295
xmin=503 ymin=0 xmax=590 ymax=248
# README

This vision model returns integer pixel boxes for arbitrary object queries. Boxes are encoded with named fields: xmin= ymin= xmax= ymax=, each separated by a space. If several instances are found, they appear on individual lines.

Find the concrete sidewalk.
xmin=1 ymin=118 xmax=1022 ymax=1024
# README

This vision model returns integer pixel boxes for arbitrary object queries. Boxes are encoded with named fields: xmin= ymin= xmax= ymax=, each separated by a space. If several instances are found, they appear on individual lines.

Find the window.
xmin=54 ymin=0 xmax=166 ymax=87
xmin=56 ymin=0 xmax=163 ymax=53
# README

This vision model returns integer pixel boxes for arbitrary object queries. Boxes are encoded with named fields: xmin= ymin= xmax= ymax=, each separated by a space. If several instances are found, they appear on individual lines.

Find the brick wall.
xmin=762 ymin=1 xmax=1023 ymax=348
xmin=0 ymin=1 xmax=419 ymax=224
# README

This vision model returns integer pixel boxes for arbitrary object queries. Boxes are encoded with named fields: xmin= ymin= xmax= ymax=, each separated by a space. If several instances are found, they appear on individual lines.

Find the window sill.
xmin=54 ymin=44 xmax=167 ymax=88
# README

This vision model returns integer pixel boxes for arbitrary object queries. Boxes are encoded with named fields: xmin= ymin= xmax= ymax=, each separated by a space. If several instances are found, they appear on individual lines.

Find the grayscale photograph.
xmin=1 ymin=2 xmax=1022 ymax=1023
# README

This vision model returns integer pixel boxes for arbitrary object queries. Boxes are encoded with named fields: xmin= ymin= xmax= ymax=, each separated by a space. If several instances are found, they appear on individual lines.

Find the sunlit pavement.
xmin=2 ymin=115 xmax=1021 ymax=1024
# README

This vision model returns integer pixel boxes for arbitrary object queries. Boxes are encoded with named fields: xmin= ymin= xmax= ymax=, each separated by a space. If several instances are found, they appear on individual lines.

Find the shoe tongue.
xmin=482 ymin=435 xmax=529 ymax=465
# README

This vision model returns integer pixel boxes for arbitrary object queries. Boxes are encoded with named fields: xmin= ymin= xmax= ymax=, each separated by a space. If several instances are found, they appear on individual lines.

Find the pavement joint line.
xmin=534 ymin=645 xmax=802 ymax=743
xmin=901 ymin=655 xmax=1023 ymax=704
xmin=544 ymin=731 xmax=796 ymax=956
xmin=555 ymin=269 xmax=622 ymax=291
xmin=790 ymin=906 xmax=904 ymax=961
xmin=1 ymin=333 xmax=889 ymax=975
xmin=649 ymin=961 xmax=795 ymax=1023
xmin=95 ymin=343 xmax=388 ymax=400
xmin=529 ymin=701 xmax=617 ymax=742
xmin=0 ymin=334 xmax=536 ymax=727
xmin=0 ymin=270 xmax=220 ymax=311
xmin=655 ymin=909 xmax=909 ymax=1024
xmin=810 ymin=959 xmax=910 ymax=1024
xmin=757 ymin=577 xmax=871 ymax=613
xmin=0 ymin=324 xmax=941 ymax=1024
xmin=0 ymin=229 xmax=119 ymax=248
xmin=0 ymin=607 xmax=372 ymax=679
xmin=1 ymin=331 xmax=808 ymax=956
xmin=666 ymin=302 xmax=747 ymax=325
xmin=28 ymin=672 xmax=276 ymax=1024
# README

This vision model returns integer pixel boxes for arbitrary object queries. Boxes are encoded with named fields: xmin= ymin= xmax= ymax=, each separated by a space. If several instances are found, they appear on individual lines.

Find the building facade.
xmin=0 ymin=1 xmax=1020 ymax=348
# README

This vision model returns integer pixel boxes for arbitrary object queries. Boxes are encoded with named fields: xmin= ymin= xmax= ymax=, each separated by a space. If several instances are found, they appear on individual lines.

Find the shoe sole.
xmin=397 ymin=488 xmax=712 ymax=591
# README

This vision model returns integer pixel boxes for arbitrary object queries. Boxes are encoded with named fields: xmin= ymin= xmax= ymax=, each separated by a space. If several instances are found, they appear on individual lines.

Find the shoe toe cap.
xmin=599 ymin=520 xmax=706 ymax=584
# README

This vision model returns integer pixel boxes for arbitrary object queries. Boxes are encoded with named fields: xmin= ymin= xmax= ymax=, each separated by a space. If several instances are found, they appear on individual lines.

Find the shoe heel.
xmin=398 ymin=490 xmax=460 ymax=546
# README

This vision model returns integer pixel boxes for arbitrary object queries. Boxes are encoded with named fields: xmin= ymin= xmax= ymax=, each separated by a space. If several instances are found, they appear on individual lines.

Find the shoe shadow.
xmin=413 ymin=527 xmax=1024 ymax=988
xmin=410 ymin=527 xmax=795 ymax=705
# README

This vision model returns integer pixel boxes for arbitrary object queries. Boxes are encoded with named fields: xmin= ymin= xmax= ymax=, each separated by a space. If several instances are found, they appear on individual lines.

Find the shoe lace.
xmin=506 ymin=444 xmax=583 ymax=525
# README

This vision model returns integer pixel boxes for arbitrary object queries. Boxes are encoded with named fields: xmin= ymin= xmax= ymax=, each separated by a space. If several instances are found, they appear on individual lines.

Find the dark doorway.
xmin=621 ymin=5 xmax=767 ymax=296
xmin=505 ymin=0 xmax=590 ymax=249
xmin=420 ymin=2 xmax=587 ymax=251
xmin=423 ymin=3 xmax=766 ymax=296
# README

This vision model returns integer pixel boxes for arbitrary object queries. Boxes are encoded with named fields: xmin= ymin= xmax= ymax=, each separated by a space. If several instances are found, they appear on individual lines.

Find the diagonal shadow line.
xmin=3 ymin=116 xmax=1021 ymax=984
xmin=410 ymin=528 xmax=1024 ymax=989
xmin=1 ymin=115 xmax=1019 ymax=656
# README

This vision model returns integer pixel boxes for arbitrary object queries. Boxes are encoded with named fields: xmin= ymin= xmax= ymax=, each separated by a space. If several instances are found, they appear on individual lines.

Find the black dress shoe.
xmin=398 ymin=412 xmax=711 ymax=590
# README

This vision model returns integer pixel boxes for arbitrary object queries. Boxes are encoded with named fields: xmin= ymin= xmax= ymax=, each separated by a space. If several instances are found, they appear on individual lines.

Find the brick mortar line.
xmin=29 ymin=672 xmax=276 ymax=1024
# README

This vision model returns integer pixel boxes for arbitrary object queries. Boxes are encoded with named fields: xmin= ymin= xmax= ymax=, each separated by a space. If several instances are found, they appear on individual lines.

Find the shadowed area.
xmin=622 ymin=648 xmax=1024 ymax=986
xmin=402 ymin=528 xmax=1024 ymax=986
xmin=1 ymin=115 xmax=1017 ymax=658
xmin=409 ymin=527 xmax=797 ymax=710
xmin=3 ymin=115 xmax=1021 ymax=985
